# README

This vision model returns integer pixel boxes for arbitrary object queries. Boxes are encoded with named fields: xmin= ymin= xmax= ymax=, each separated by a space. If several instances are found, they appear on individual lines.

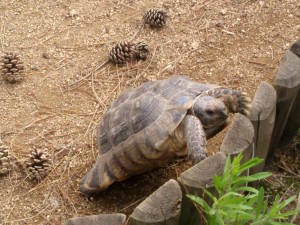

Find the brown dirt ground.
xmin=0 ymin=0 xmax=299 ymax=224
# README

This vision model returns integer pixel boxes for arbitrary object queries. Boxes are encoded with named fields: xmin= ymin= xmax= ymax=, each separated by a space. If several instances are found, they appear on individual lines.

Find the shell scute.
xmin=97 ymin=75 xmax=209 ymax=155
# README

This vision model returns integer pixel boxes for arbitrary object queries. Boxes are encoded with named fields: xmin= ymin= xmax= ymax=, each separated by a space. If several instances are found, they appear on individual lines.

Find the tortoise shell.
xmin=79 ymin=75 xmax=251 ymax=194
xmin=97 ymin=75 xmax=217 ymax=155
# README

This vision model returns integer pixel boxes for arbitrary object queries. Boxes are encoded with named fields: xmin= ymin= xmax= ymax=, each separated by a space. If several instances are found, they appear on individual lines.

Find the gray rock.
xmin=64 ymin=214 xmax=126 ymax=225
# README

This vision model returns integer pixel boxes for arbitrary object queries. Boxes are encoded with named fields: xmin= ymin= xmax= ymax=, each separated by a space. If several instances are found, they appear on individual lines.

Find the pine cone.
xmin=0 ymin=52 xmax=24 ymax=83
xmin=25 ymin=148 xmax=51 ymax=181
xmin=144 ymin=9 xmax=167 ymax=27
xmin=133 ymin=41 xmax=149 ymax=61
xmin=0 ymin=144 xmax=11 ymax=175
xmin=109 ymin=41 xmax=135 ymax=65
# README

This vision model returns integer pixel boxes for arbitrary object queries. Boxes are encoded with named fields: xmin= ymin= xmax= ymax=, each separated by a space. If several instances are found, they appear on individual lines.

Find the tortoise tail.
xmin=79 ymin=153 xmax=116 ymax=195
xmin=205 ymin=88 xmax=252 ymax=116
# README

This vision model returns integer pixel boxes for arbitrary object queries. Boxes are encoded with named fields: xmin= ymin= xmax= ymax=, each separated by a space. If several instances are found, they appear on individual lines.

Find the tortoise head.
xmin=191 ymin=95 xmax=228 ymax=129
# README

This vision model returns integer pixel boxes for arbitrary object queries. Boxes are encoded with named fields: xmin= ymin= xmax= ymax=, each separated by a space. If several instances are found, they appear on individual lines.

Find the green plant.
xmin=187 ymin=153 xmax=298 ymax=225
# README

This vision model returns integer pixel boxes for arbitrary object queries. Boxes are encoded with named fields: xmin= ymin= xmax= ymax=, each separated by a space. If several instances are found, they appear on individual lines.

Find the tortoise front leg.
xmin=182 ymin=115 xmax=207 ymax=165
xmin=205 ymin=88 xmax=252 ymax=116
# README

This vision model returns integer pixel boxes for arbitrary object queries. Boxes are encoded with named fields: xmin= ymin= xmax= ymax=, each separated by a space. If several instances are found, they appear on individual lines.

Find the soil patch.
xmin=0 ymin=1 xmax=299 ymax=224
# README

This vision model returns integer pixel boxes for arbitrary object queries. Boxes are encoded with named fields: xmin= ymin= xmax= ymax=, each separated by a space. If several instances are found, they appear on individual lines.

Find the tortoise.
xmin=80 ymin=75 xmax=251 ymax=195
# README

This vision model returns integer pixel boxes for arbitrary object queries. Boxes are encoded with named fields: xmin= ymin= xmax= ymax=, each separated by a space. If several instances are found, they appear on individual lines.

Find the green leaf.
xmin=222 ymin=203 xmax=253 ymax=210
xmin=273 ymin=210 xmax=297 ymax=218
xmin=208 ymin=215 xmax=217 ymax=225
xmin=268 ymin=195 xmax=283 ymax=216
xmin=214 ymin=215 xmax=225 ymax=225
xmin=233 ymin=172 xmax=271 ymax=186
xmin=269 ymin=222 xmax=296 ymax=225
xmin=223 ymin=155 xmax=232 ymax=176
xmin=220 ymin=196 xmax=247 ymax=205
xmin=226 ymin=209 xmax=254 ymax=220
xmin=186 ymin=194 xmax=211 ymax=212
xmin=218 ymin=191 xmax=243 ymax=201
xmin=281 ymin=195 xmax=297 ymax=208
xmin=246 ymin=193 xmax=259 ymax=200
xmin=215 ymin=209 xmax=228 ymax=217
xmin=213 ymin=175 xmax=223 ymax=193
xmin=255 ymin=186 xmax=265 ymax=217
xmin=262 ymin=200 xmax=268 ymax=214
xmin=247 ymin=194 xmax=259 ymax=207
xmin=238 ymin=157 xmax=264 ymax=174
xmin=231 ymin=153 xmax=243 ymax=172
xmin=247 ymin=171 xmax=272 ymax=180
xmin=203 ymin=188 xmax=216 ymax=202
xmin=236 ymin=186 xmax=259 ymax=194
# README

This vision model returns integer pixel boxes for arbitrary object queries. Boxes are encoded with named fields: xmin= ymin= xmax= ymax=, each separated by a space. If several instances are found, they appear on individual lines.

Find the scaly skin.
xmin=204 ymin=88 xmax=252 ymax=116
xmin=182 ymin=115 xmax=207 ymax=164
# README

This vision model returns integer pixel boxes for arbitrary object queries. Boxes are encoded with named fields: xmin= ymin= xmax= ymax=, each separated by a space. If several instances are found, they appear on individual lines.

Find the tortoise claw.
xmin=237 ymin=93 xmax=252 ymax=116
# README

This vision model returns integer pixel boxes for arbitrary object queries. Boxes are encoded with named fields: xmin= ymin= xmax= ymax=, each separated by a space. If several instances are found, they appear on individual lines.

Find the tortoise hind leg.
xmin=182 ymin=115 xmax=207 ymax=165
xmin=79 ymin=153 xmax=116 ymax=195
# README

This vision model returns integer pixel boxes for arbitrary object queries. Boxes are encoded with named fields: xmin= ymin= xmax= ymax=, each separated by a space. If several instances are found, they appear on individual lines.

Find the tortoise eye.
xmin=206 ymin=109 xmax=214 ymax=115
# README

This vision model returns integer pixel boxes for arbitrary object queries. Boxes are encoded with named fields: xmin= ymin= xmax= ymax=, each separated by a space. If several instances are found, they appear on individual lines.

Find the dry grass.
xmin=0 ymin=0 xmax=300 ymax=224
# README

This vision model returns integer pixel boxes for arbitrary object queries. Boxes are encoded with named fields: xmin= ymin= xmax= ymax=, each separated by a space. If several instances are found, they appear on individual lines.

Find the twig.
xmin=221 ymin=29 xmax=235 ymax=35
xmin=157 ymin=49 xmax=188 ymax=76
xmin=19 ymin=27 xmax=69 ymax=49
xmin=133 ymin=45 xmax=158 ymax=85
xmin=270 ymin=174 xmax=288 ymax=189
xmin=20 ymin=115 xmax=57 ymax=132
xmin=197 ymin=59 xmax=216 ymax=63
xmin=55 ymin=63 xmax=66 ymax=71
xmin=120 ymin=197 xmax=146 ymax=212
xmin=291 ymin=192 xmax=300 ymax=223
xmin=54 ymin=58 xmax=67 ymax=67
xmin=39 ymin=214 xmax=53 ymax=225
xmin=130 ymin=22 xmax=145 ymax=42
xmin=29 ymin=128 xmax=85 ymax=142
xmin=193 ymin=0 xmax=215 ymax=9
xmin=68 ymin=59 xmax=110 ymax=89
xmin=279 ymin=183 xmax=295 ymax=203
xmin=56 ymin=41 xmax=114 ymax=50
xmin=84 ymin=104 xmax=100 ymax=137
xmin=245 ymin=60 xmax=268 ymax=66
xmin=28 ymin=131 xmax=53 ymax=144
xmin=269 ymin=46 xmax=274 ymax=60
xmin=259 ymin=1 xmax=265 ymax=14
xmin=120 ymin=3 xmax=136 ymax=10
xmin=90 ymin=73 xmax=106 ymax=108
xmin=59 ymin=187 xmax=78 ymax=214
xmin=116 ymin=67 xmax=124 ymax=95
xmin=5 ymin=204 xmax=51 ymax=223
xmin=0 ymin=22 xmax=4 ymax=51
xmin=4 ymin=203 xmax=16 ymax=223
xmin=278 ymin=161 xmax=300 ymax=178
